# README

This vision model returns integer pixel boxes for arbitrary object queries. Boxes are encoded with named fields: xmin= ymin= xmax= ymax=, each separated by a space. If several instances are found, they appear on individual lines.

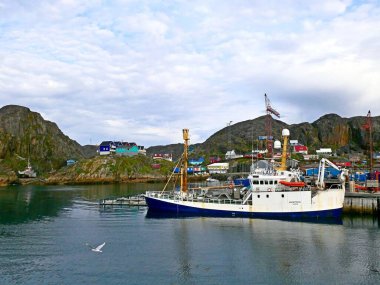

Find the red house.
xmin=294 ymin=145 xmax=308 ymax=154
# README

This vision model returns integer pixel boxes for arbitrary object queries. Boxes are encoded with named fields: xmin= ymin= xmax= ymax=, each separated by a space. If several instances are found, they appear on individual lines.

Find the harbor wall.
xmin=344 ymin=192 xmax=380 ymax=215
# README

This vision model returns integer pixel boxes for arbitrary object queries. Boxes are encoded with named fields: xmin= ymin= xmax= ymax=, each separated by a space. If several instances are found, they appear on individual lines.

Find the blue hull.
xmin=145 ymin=196 xmax=343 ymax=220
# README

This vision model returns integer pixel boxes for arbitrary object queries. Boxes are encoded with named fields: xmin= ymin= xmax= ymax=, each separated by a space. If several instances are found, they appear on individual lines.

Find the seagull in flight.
xmin=86 ymin=242 xmax=106 ymax=253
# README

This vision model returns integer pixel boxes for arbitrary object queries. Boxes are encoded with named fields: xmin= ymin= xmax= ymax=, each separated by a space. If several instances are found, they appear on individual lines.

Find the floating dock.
xmin=99 ymin=195 xmax=146 ymax=206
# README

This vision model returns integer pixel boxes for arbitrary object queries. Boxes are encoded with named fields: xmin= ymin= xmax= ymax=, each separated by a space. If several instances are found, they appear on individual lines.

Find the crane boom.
xmin=264 ymin=93 xmax=280 ymax=118
xmin=264 ymin=93 xmax=280 ymax=158
xmin=316 ymin=158 xmax=345 ymax=190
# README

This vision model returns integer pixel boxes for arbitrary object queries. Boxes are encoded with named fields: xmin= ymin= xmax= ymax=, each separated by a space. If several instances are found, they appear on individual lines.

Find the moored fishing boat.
xmin=18 ymin=159 xmax=37 ymax=178
xmin=145 ymin=129 xmax=348 ymax=219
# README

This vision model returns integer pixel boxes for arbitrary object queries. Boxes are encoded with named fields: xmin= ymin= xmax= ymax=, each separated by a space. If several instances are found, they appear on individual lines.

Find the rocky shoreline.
xmin=0 ymin=173 xmax=209 ymax=187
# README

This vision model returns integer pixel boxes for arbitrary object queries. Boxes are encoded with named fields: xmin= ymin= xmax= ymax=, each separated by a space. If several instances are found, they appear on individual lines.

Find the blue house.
xmin=189 ymin=157 xmax=205 ymax=166
xmin=98 ymin=141 xmax=113 ymax=155
xmin=115 ymin=143 xmax=139 ymax=157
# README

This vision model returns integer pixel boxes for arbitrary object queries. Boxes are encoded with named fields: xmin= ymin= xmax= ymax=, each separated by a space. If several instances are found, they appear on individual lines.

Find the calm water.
xmin=0 ymin=184 xmax=379 ymax=285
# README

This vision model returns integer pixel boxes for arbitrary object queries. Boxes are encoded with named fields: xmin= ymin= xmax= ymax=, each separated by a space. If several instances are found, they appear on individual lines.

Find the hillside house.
xmin=115 ymin=143 xmax=139 ymax=157
xmin=98 ymin=141 xmax=145 ymax=156
xmin=207 ymin=162 xmax=229 ymax=174
xmin=294 ymin=145 xmax=308 ymax=154
xmin=316 ymin=148 xmax=332 ymax=156
xmin=189 ymin=157 xmax=205 ymax=166
xmin=225 ymin=150 xmax=243 ymax=160
xmin=98 ymin=141 xmax=113 ymax=155
xmin=153 ymin=153 xmax=173 ymax=162
xmin=209 ymin=156 xmax=222 ymax=164
xmin=138 ymin=145 xmax=146 ymax=156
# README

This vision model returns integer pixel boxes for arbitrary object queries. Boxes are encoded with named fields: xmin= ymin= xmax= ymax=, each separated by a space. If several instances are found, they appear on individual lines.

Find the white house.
xmin=316 ymin=148 xmax=332 ymax=156
xmin=225 ymin=150 xmax=243 ymax=160
xmin=207 ymin=163 xmax=229 ymax=174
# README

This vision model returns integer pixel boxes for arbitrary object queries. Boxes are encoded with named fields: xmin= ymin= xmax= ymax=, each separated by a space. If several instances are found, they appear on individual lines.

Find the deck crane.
xmin=316 ymin=158 xmax=348 ymax=190
xmin=264 ymin=94 xmax=280 ymax=157
xmin=362 ymin=110 xmax=373 ymax=174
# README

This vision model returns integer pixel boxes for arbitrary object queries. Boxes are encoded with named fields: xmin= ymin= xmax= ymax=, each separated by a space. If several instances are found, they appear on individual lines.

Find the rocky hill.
xmin=46 ymin=155 xmax=174 ymax=185
xmin=187 ymin=113 xmax=380 ymax=158
xmin=0 ymin=105 xmax=86 ymax=175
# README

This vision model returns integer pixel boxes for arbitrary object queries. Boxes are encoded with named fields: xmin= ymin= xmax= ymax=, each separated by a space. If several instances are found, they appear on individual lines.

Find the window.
xmin=260 ymin=181 xmax=263 ymax=185
xmin=257 ymin=195 xmax=260 ymax=198
xmin=264 ymin=181 xmax=268 ymax=185
xmin=269 ymin=181 xmax=273 ymax=185
xmin=266 ymin=194 xmax=269 ymax=198
xmin=282 ymin=194 xmax=284 ymax=198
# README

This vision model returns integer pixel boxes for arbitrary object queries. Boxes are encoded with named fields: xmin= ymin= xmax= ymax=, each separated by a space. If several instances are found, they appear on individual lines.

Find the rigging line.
xmin=160 ymin=153 xmax=184 ymax=194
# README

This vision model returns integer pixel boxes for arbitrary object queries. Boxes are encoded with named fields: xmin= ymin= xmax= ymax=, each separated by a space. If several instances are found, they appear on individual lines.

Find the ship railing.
xmin=145 ymin=191 xmax=244 ymax=205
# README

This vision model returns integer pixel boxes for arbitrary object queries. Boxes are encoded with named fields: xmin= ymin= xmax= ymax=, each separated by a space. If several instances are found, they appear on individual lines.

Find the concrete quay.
xmin=344 ymin=192 xmax=380 ymax=215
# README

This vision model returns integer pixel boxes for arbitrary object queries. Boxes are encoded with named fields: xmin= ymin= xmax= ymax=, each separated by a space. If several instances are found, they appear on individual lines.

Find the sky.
xmin=1 ymin=0 xmax=379 ymax=147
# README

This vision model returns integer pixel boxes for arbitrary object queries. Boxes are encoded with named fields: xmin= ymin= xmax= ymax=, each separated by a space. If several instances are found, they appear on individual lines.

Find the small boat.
xmin=145 ymin=129 xmax=348 ymax=219
xmin=18 ymin=159 xmax=37 ymax=178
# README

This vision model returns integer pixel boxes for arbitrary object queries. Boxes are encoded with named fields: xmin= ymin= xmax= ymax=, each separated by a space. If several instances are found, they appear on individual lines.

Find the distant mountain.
xmin=0 ymin=105 xmax=86 ymax=174
xmin=146 ymin=143 xmax=202 ymax=161
xmin=195 ymin=113 xmax=379 ymax=157
xmin=1 ymin=104 xmax=378 ymax=177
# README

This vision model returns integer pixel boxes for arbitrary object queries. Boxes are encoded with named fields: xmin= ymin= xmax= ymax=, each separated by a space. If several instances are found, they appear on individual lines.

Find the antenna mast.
xmin=362 ymin=110 xmax=373 ymax=174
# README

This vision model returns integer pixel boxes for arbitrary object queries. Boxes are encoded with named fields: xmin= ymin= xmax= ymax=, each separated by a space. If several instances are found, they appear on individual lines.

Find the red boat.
xmin=279 ymin=181 xmax=305 ymax=187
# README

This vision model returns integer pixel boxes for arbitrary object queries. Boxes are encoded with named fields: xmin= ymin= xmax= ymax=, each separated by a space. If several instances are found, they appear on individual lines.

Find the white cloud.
xmin=0 ymin=0 xmax=379 ymax=146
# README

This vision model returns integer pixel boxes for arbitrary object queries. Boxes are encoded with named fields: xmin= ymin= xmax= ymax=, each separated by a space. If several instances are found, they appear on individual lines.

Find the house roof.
xmin=100 ymin=141 xmax=113 ymax=146
xmin=294 ymin=145 xmax=308 ymax=152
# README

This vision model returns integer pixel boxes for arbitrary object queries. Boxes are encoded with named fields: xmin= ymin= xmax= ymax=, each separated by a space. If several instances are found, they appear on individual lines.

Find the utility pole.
xmin=363 ymin=110 xmax=373 ymax=174
xmin=227 ymin=121 xmax=232 ymax=153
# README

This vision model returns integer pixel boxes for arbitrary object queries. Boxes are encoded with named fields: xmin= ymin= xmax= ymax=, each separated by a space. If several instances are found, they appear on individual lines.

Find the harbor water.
xmin=1 ymin=184 xmax=379 ymax=285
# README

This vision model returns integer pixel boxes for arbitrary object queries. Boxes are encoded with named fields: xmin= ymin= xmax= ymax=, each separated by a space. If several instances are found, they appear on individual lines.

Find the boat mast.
xmin=279 ymin=129 xmax=290 ymax=171
xmin=181 ymin=129 xmax=189 ymax=193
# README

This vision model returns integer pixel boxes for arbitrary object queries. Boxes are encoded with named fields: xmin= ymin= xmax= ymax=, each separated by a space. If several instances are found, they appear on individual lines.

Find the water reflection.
xmin=343 ymin=215 xmax=379 ymax=228
xmin=0 ymin=183 xmax=162 ymax=224
xmin=146 ymin=208 xmax=343 ymax=225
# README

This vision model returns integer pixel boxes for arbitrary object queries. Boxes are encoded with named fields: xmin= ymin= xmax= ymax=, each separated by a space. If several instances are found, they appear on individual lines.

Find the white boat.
xmin=18 ymin=159 xmax=37 ymax=178
xmin=145 ymin=129 xmax=348 ymax=219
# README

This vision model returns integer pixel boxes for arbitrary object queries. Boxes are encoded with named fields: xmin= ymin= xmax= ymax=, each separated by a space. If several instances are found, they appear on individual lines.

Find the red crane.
xmin=264 ymin=93 xmax=280 ymax=157
xmin=362 ymin=110 xmax=373 ymax=173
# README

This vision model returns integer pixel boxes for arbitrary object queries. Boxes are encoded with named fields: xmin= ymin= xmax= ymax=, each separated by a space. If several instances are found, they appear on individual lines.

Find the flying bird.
xmin=86 ymin=242 xmax=106 ymax=253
